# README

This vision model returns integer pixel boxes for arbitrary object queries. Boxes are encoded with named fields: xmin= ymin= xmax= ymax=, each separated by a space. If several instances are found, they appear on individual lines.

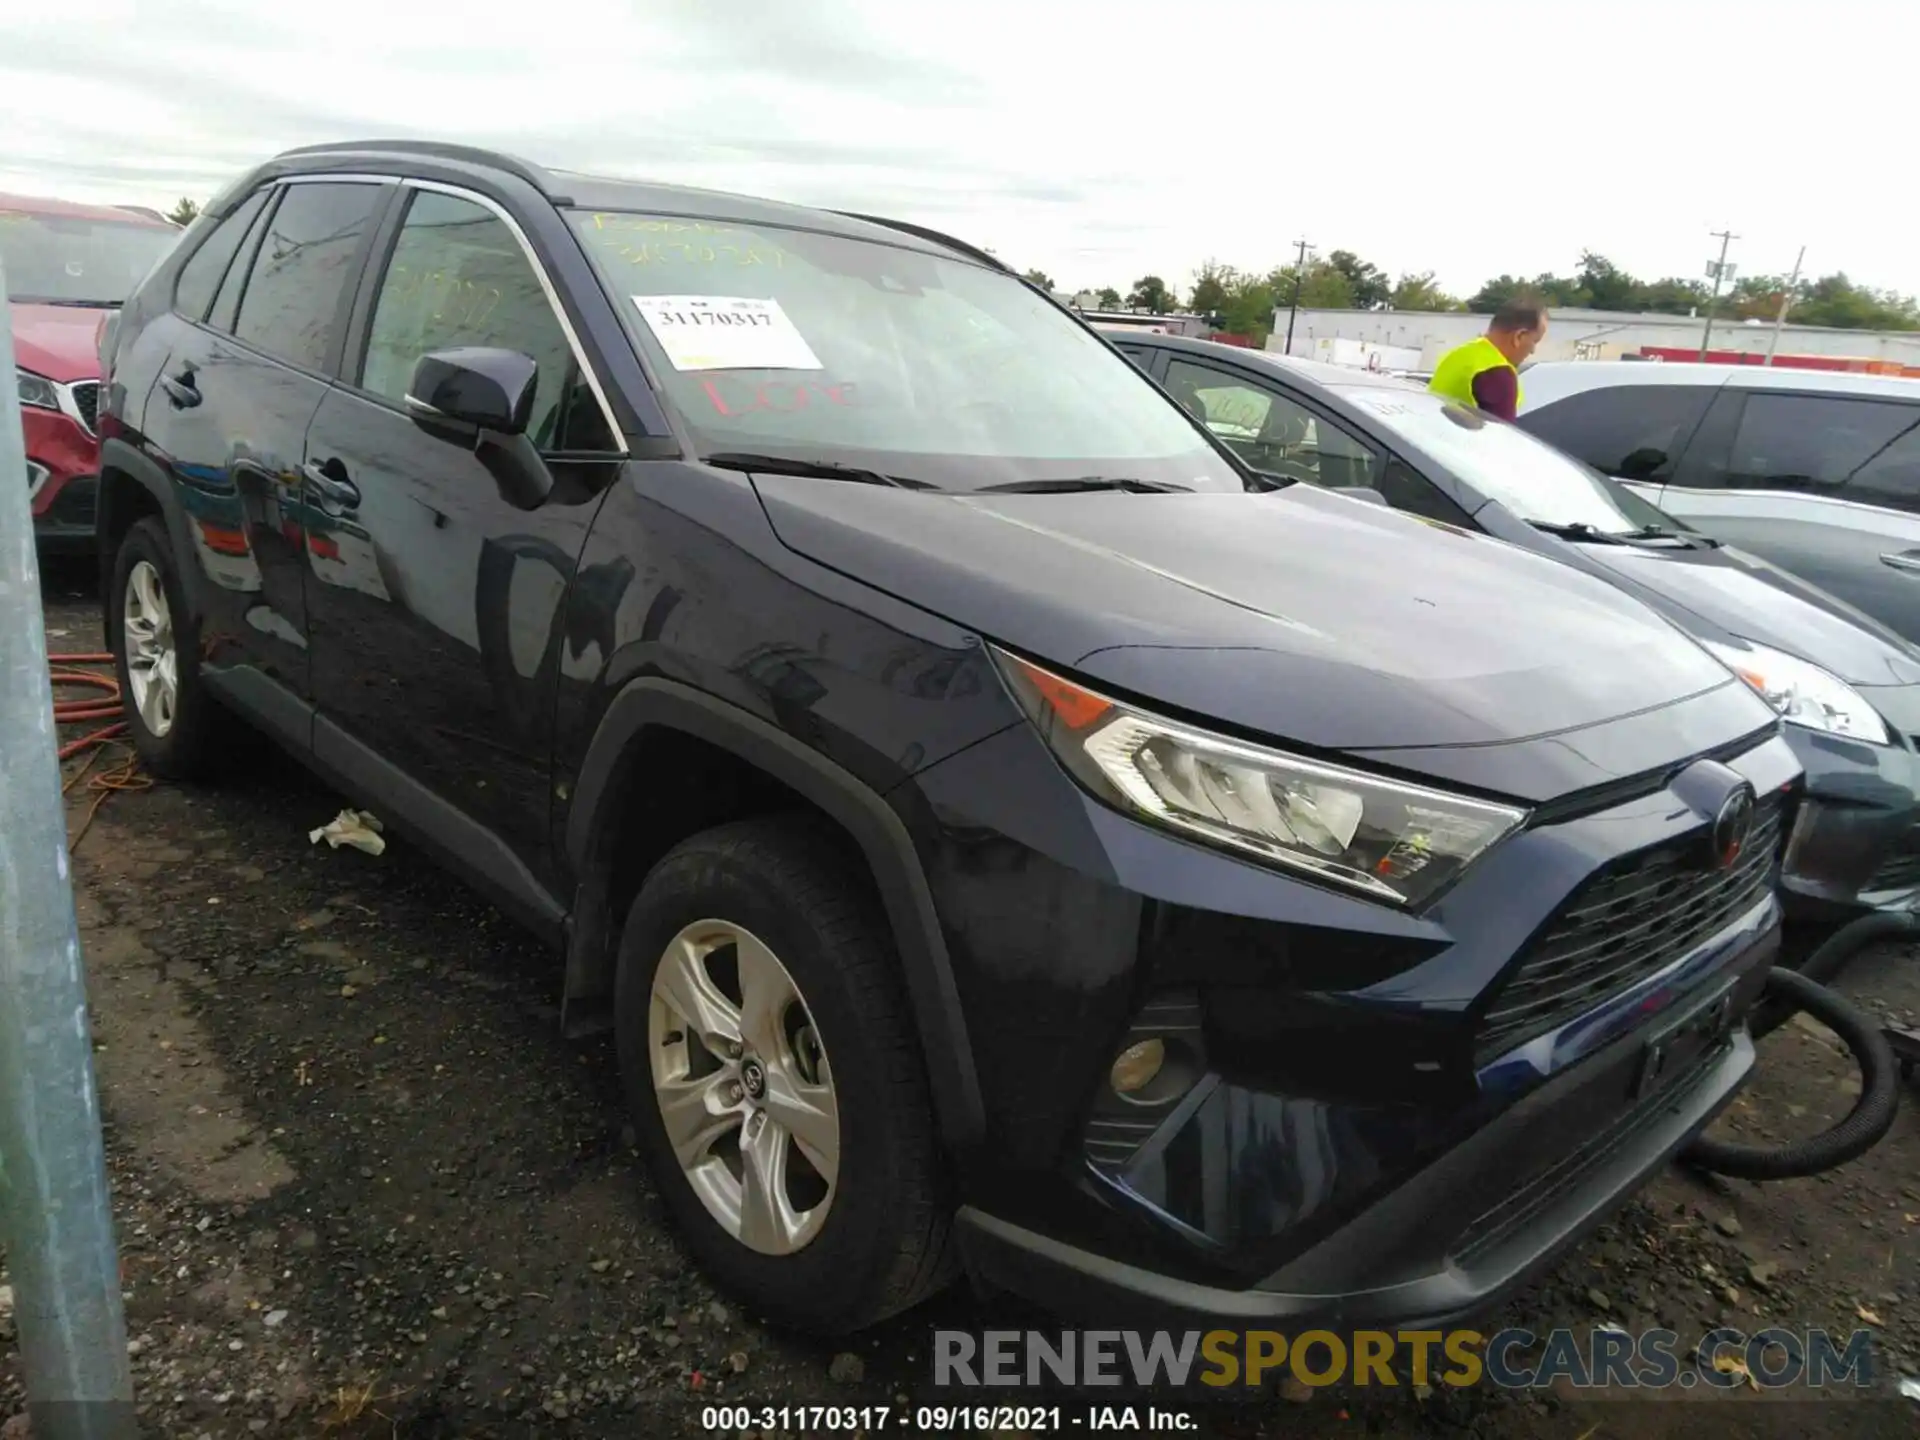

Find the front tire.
xmin=108 ymin=516 xmax=226 ymax=780
xmin=615 ymin=816 xmax=953 ymax=1334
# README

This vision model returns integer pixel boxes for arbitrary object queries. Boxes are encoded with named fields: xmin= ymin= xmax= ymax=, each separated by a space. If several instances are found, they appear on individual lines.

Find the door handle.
xmin=1883 ymin=550 xmax=1920 ymax=575
xmin=301 ymin=461 xmax=360 ymax=508
xmin=159 ymin=371 xmax=200 ymax=408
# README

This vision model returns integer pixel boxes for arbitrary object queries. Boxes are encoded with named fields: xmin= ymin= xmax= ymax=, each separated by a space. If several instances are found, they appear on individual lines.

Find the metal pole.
xmin=1698 ymin=228 xmax=1738 ymax=361
xmin=1764 ymin=246 xmax=1806 ymax=366
xmin=0 ymin=262 xmax=137 ymax=1439
xmin=1283 ymin=237 xmax=1311 ymax=356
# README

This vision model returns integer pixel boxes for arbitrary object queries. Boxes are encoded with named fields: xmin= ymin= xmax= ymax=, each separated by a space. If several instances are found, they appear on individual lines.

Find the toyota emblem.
xmin=1710 ymin=784 xmax=1756 ymax=870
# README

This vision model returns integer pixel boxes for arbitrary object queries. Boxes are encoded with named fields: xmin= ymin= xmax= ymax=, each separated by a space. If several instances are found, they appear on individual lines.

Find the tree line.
xmin=1020 ymin=249 xmax=1920 ymax=343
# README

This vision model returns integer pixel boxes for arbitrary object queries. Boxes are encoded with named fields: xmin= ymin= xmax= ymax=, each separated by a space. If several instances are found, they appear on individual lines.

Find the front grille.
xmin=1476 ymin=793 xmax=1785 ymax=1064
xmin=67 ymin=380 xmax=100 ymax=435
xmin=1868 ymin=828 xmax=1920 ymax=896
xmin=44 ymin=476 xmax=97 ymax=529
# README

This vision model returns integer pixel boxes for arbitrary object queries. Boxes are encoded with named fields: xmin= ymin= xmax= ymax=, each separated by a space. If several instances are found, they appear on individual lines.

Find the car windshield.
xmin=566 ymin=209 xmax=1247 ymax=493
xmin=1333 ymin=386 xmax=1669 ymax=534
xmin=0 ymin=207 xmax=178 ymax=306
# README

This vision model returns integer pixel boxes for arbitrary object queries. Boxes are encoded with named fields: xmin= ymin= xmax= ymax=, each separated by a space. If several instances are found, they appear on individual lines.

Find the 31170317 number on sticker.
xmin=631 ymin=294 xmax=822 ymax=372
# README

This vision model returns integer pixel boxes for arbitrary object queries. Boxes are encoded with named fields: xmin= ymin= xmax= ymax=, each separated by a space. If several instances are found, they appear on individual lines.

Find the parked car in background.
xmin=3 ymin=191 xmax=180 ymax=549
xmin=1107 ymin=333 xmax=1920 ymax=925
xmin=97 ymin=140 xmax=1799 ymax=1336
xmin=1515 ymin=361 xmax=1920 ymax=651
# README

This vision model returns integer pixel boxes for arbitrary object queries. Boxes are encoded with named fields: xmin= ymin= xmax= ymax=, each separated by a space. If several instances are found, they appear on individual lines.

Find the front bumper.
xmin=1777 ymin=719 xmax=1920 ymax=921
xmin=899 ymin=691 xmax=1798 ymax=1329
xmin=958 ymin=946 xmax=1765 ymax=1328
xmin=22 ymin=401 xmax=101 ymax=551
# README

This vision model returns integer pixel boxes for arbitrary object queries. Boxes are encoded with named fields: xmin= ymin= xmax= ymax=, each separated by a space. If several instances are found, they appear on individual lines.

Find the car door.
xmin=299 ymin=180 xmax=627 ymax=895
xmin=1659 ymin=387 xmax=1920 ymax=644
xmin=139 ymin=177 xmax=390 ymax=735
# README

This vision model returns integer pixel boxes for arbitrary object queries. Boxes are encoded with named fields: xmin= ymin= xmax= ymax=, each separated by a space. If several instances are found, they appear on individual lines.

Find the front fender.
xmin=564 ymin=675 xmax=987 ymax=1156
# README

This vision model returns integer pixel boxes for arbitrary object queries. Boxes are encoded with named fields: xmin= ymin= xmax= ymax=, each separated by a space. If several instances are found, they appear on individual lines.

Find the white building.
xmin=1265 ymin=305 xmax=1920 ymax=373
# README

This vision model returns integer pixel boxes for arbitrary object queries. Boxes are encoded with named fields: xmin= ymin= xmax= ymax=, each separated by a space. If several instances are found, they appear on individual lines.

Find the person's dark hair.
xmin=1490 ymin=297 xmax=1547 ymax=333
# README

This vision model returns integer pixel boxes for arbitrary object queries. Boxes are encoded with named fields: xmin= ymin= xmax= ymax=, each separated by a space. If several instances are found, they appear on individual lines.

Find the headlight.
xmin=17 ymin=368 xmax=60 ymax=411
xmin=995 ymin=649 xmax=1528 ymax=906
xmin=1702 ymin=639 xmax=1889 ymax=745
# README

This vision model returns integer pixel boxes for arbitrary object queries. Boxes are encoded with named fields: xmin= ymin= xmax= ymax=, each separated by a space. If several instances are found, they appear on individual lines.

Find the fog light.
xmin=1110 ymin=1038 xmax=1166 ymax=1095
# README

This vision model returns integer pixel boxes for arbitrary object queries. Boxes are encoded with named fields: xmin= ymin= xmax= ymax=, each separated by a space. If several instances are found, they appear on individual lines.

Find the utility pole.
xmin=1283 ymin=237 xmax=1313 ymax=356
xmin=1698 ymin=228 xmax=1739 ymax=361
xmin=1764 ymin=245 xmax=1806 ymax=366
xmin=0 ymin=263 xmax=137 ymax=1440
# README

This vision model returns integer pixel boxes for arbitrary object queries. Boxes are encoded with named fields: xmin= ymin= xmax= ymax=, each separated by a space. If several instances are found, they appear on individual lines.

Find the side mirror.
xmin=405 ymin=348 xmax=553 ymax=511
xmin=407 ymin=347 xmax=537 ymax=434
xmin=1333 ymin=486 xmax=1391 ymax=507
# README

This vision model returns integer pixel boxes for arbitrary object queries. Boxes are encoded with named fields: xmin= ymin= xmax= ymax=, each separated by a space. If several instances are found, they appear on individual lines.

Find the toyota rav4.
xmin=96 ymin=140 xmax=1799 ymax=1335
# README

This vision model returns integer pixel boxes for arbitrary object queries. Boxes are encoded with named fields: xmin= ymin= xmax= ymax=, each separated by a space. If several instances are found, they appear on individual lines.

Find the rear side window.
xmin=1520 ymin=383 xmax=1711 ymax=482
xmin=1844 ymin=414 xmax=1920 ymax=509
xmin=231 ymin=182 xmax=384 ymax=372
xmin=1725 ymin=393 xmax=1919 ymax=490
xmin=171 ymin=190 xmax=269 ymax=322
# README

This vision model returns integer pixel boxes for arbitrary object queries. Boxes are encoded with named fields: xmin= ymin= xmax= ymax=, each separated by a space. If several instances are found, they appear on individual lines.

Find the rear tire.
xmin=615 ymin=816 xmax=954 ymax=1334
xmin=108 ymin=516 xmax=228 ymax=780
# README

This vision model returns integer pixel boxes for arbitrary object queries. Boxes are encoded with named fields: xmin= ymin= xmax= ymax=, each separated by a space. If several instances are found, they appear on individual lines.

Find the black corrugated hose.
xmin=1680 ymin=911 xmax=1914 ymax=1182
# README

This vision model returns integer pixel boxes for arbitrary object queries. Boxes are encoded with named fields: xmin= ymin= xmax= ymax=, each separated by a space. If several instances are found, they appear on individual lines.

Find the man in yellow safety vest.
xmin=1427 ymin=299 xmax=1548 ymax=421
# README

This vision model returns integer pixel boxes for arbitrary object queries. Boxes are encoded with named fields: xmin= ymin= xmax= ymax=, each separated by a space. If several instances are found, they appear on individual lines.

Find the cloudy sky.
xmin=1 ymin=0 xmax=1908 ymax=302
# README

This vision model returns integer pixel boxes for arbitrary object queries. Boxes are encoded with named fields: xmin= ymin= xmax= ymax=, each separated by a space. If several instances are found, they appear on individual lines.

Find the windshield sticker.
xmin=632 ymin=295 xmax=823 ymax=372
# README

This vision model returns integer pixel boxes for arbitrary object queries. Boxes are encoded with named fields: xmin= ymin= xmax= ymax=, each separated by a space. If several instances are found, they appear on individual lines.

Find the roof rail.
xmin=830 ymin=211 xmax=1009 ymax=273
xmin=275 ymin=139 xmax=564 ymax=198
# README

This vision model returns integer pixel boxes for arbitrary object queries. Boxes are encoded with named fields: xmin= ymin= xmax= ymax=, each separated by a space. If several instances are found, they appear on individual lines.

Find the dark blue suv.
xmin=96 ymin=140 xmax=1797 ymax=1335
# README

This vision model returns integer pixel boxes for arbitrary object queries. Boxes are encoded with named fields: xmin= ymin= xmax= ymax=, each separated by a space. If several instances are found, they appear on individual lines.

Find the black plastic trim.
xmin=564 ymin=676 xmax=986 ymax=1152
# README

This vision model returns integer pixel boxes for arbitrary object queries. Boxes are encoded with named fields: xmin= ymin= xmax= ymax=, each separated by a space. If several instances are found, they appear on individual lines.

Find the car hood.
xmin=8 ymin=301 xmax=110 ymax=383
xmin=754 ymin=477 xmax=1749 ymax=752
xmin=1570 ymin=538 xmax=1920 ymax=688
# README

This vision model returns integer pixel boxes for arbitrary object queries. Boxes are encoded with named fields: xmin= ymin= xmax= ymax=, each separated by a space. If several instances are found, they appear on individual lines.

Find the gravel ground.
xmin=3 ymin=560 xmax=1919 ymax=1438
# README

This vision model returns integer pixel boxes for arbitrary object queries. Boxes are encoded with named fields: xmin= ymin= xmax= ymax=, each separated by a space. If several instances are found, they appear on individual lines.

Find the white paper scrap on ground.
xmin=631 ymin=295 xmax=823 ymax=372
xmin=309 ymin=808 xmax=386 ymax=856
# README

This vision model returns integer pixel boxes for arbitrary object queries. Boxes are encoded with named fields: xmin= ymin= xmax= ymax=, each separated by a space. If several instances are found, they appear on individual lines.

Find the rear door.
xmin=1661 ymin=387 xmax=1920 ymax=644
xmin=298 ymin=180 xmax=627 ymax=890
xmin=137 ymin=176 xmax=391 ymax=734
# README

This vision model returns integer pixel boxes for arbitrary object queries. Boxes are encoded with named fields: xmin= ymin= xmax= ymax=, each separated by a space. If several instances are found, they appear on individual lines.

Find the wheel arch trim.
xmin=565 ymin=676 xmax=985 ymax=1154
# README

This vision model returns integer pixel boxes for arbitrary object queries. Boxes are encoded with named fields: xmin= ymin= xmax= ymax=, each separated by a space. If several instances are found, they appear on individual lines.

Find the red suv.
xmin=5 ymin=192 xmax=180 ymax=549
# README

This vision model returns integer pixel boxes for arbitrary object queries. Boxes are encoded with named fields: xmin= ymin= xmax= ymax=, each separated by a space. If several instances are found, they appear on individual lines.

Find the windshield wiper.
xmin=974 ymin=476 xmax=1193 ymax=494
xmin=702 ymin=451 xmax=936 ymax=490
xmin=1624 ymin=523 xmax=1722 ymax=548
xmin=1528 ymin=519 xmax=1634 ymax=544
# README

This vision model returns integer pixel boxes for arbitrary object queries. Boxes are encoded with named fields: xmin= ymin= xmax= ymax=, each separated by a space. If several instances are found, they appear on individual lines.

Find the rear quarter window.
xmin=1520 ymin=383 xmax=1713 ymax=481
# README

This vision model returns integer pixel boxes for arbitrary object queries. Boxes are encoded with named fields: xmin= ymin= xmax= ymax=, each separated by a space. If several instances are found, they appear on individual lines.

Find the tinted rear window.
xmin=1519 ymin=383 xmax=1712 ymax=482
xmin=172 ymin=190 xmax=269 ymax=322
xmin=231 ymin=182 xmax=383 ymax=372
xmin=1725 ymin=392 xmax=1920 ymax=489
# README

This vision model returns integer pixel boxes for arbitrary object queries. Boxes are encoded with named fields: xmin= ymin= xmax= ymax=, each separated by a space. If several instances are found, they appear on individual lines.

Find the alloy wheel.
xmin=123 ymin=559 xmax=178 ymax=739
xmin=648 ymin=919 xmax=840 ymax=1255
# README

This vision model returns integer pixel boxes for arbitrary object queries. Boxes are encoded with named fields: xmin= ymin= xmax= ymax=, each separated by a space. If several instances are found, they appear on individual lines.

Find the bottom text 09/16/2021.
xmin=699 ymin=1403 xmax=1198 ymax=1432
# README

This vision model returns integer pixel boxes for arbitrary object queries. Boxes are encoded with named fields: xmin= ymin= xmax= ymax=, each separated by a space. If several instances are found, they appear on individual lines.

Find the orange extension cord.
xmin=51 ymin=652 xmax=150 ymax=851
